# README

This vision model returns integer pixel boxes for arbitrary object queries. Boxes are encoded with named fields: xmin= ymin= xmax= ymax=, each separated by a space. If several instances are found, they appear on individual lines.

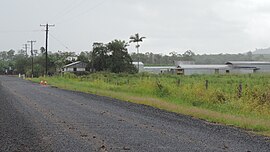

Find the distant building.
xmin=142 ymin=61 xmax=270 ymax=75
xmin=62 ymin=61 xmax=87 ymax=72
xmin=144 ymin=66 xmax=175 ymax=74
xmin=175 ymin=64 xmax=229 ymax=75
xmin=226 ymin=61 xmax=270 ymax=73
xmin=132 ymin=62 xmax=144 ymax=72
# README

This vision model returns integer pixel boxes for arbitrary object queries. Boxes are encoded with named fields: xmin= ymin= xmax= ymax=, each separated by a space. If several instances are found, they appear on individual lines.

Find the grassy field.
xmin=31 ymin=72 xmax=270 ymax=136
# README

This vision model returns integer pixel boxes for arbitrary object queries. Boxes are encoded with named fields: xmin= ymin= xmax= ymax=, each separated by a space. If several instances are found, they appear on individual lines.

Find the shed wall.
xmin=64 ymin=67 xmax=86 ymax=72
xmin=183 ymin=69 xmax=228 ymax=75
xmin=229 ymin=69 xmax=254 ymax=74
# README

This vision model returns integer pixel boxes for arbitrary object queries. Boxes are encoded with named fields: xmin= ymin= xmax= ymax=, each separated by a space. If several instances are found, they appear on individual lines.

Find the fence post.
xmin=238 ymin=82 xmax=242 ymax=98
xmin=205 ymin=80 xmax=209 ymax=90
xmin=177 ymin=79 xmax=180 ymax=87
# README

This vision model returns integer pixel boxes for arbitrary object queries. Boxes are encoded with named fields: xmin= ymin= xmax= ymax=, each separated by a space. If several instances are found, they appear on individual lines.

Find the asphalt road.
xmin=0 ymin=75 xmax=269 ymax=152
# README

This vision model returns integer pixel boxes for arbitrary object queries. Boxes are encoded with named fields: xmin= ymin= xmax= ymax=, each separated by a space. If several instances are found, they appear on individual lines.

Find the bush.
xmin=63 ymin=72 xmax=77 ymax=79
xmin=209 ymin=89 xmax=227 ymax=104
xmin=74 ymin=71 xmax=91 ymax=76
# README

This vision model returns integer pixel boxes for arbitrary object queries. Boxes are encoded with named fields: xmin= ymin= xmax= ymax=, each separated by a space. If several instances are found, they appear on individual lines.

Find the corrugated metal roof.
xmin=144 ymin=66 xmax=175 ymax=69
xmin=144 ymin=65 xmax=229 ymax=69
xmin=178 ymin=65 xmax=229 ymax=69
xmin=63 ymin=61 xmax=81 ymax=68
xmin=226 ymin=61 xmax=270 ymax=65
xmin=132 ymin=62 xmax=144 ymax=65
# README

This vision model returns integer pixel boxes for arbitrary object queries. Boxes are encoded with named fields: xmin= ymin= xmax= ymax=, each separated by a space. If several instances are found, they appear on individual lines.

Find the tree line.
xmin=1 ymin=37 xmax=269 ymax=76
xmin=130 ymin=51 xmax=270 ymax=66
xmin=0 ymin=39 xmax=137 ymax=76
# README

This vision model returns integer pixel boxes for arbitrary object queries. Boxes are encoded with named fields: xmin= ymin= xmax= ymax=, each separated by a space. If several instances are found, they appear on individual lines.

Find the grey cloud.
xmin=1 ymin=0 xmax=270 ymax=54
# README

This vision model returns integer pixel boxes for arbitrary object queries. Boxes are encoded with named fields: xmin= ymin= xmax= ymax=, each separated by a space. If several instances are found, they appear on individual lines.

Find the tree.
xmin=92 ymin=42 xmax=109 ymax=71
xmin=78 ymin=51 xmax=90 ymax=63
xmin=182 ymin=50 xmax=195 ymax=61
xmin=7 ymin=50 xmax=15 ymax=60
xmin=247 ymin=51 xmax=253 ymax=60
xmin=90 ymin=40 xmax=136 ymax=73
xmin=40 ymin=47 xmax=46 ymax=55
xmin=107 ymin=40 xmax=136 ymax=73
xmin=129 ymin=33 xmax=146 ymax=72
xmin=14 ymin=52 xmax=29 ymax=74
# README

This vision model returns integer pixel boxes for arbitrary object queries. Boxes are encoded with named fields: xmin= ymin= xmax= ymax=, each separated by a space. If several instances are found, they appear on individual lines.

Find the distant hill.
xmin=253 ymin=48 xmax=270 ymax=54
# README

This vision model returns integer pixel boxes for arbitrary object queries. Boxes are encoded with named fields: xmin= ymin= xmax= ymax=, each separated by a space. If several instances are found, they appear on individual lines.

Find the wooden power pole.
xmin=28 ymin=40 xmax=36 ymax=78
xmin=40 ymin=23 xmax=55 ymax=75
xmin=22 ymin=44 xmax=29 ymax=56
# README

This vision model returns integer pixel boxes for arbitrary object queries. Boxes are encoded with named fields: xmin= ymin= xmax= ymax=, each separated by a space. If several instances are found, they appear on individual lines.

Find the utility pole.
xmin=22 ymin=44 xmax=29 ymax=56
xmin=40 ymin=23 xmax=55 ymax=76
xmin=28 ymin=40 xmax=36 ymax=78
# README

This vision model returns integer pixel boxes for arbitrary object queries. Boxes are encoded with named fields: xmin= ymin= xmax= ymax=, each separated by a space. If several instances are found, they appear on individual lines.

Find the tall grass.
xmin=31 ymin=72 xmax=270 ymax=135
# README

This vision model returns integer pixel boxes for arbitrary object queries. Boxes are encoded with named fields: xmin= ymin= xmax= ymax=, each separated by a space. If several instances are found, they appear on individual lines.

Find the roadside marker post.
xmin=39 ymin=80 xmax=48 ymax=86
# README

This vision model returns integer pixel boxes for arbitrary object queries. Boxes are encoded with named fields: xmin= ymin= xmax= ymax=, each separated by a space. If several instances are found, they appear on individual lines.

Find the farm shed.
xmin=175 ymin=65 xmax=230 ymax=75
xmin=143 ymin=65 xmax=229 ymax=75
xmin=62 ymin=61 xmax=87 ymax=72
xmin=226 ymin=61 xmax=270 ymax=73
xmin=141 ymin=61 xmax=270 ymax=75
xmin=144 ymin=66 xmax=175 ymax=74
xmin=132 ymin=62 xmax=144 ymax=72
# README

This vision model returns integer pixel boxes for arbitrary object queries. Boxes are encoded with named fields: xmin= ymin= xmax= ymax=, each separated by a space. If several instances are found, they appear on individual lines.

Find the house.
xmin=62 ymin=61 xmax=87 ymax=72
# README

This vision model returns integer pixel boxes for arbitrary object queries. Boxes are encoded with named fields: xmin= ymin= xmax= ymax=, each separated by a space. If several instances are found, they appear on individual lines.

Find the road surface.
xmin=0 ymin=76 xmax=269 ymax=152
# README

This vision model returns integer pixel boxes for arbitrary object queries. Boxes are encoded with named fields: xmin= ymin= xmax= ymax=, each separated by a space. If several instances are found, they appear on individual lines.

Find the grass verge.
xmin=29 ymin=73 xmax=270 ymax=136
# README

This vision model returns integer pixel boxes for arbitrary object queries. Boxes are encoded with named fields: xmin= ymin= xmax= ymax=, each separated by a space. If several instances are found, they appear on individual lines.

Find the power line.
xmin=49 ymin=33 xmax=71 ymax=51
xmin=55 ymin=0 xmax=109 ymax=24
xmin=40 ymin=23 xmax=55 ymax=76
xmin=50 ymin=0 xmax=79 ymax=21
xmin=51 ymin=0 xmax=88 ymax=23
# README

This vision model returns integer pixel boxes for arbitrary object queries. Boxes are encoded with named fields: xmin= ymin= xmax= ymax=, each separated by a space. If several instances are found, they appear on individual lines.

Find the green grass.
xmin=30 ymin=72 xmax=270 ymax=136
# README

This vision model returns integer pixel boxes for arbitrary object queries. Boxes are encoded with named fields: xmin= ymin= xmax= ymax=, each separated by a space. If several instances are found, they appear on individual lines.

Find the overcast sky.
xmin=1 ymin=0 xmax=270 ymax=55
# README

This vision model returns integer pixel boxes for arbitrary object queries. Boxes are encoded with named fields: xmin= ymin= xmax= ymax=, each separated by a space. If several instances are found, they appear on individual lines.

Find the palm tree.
xmin=129 ymin=33 xmax=146 ymax=72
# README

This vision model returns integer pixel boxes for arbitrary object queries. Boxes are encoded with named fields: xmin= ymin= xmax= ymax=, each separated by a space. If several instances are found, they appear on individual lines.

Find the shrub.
xmin=63 ymin=72 xmax=77 ymax=79
xmin=209 ymin=89 xmax=227 ymax=104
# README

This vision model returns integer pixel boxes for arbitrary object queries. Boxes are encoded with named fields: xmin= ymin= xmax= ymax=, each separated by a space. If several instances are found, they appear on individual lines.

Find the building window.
xmin=226 ymin=70 xmax=230 ymax=73
xmin=73 ymin=68 xmax=77 ymax=72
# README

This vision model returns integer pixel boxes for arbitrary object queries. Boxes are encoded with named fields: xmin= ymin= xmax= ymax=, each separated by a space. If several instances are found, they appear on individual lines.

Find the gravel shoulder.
xmin=0 ymin=75 xmax=269 ymax=152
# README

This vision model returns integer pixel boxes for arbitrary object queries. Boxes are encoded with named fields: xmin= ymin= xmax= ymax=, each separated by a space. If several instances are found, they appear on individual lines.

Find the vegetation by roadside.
xmin=30 ymin=73 xmax=270 ymax=136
